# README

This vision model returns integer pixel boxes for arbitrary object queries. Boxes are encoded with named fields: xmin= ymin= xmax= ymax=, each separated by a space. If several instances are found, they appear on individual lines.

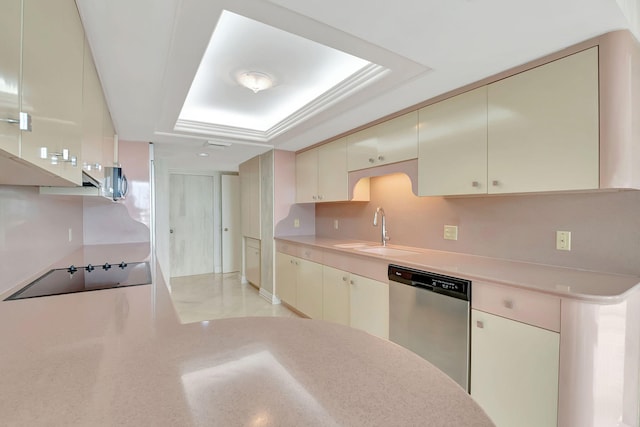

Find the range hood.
xmin=40 ymin=167 xmax=128 ymax=201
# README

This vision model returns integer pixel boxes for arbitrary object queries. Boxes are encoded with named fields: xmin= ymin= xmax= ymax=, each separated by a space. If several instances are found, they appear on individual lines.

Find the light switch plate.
xmin=444 ymin=225 xmax=458 ymax=241
xmin=334 ymin=219 xmax=339 ymax=230
xmin=556 ymin=231 xmax=571 ymax=251
xmin=294 ymin=218 xmax=300 ymax=228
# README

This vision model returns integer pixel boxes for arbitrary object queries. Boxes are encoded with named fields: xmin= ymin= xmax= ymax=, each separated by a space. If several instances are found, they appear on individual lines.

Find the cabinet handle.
xmin=290 ymin=260 xmax=294 ymax=265
xmin=368 ymin=158 xmax=375 ymax=163
xmin=492 ymin=180 xmax=500 ymax=186
xmin=317 ymin=195 xmax=323 ymax=200
xmin=503 ymin=300 xmax=514 ymax=309
xmin=312 ymin=195 xmax=317 ymax=200
xmin=472 ymin=181 xmax=479 ymax=187
xmin=476 ymin=320 xmax=484 ymax=329
xmin=349 ymin=280 xmax=354 ymax=285
xmin=0 ymin=112 xmax=31 ymax=131
xmin=342 ymin=276 xmax=348 ymax=282
xmin=377 ymin=155 xmax=384 ymax=161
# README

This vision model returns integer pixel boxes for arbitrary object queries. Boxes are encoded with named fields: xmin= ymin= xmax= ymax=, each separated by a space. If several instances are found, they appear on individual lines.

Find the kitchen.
xmin=2 ymin=1 xmax=640 ymax=426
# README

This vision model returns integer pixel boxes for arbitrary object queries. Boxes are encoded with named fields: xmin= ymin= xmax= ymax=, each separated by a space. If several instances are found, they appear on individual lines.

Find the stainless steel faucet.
xmin=373 ymin=207 xmax=390 ymax=246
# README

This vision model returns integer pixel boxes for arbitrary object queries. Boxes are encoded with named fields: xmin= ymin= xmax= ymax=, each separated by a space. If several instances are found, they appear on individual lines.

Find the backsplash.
xmin=0 ymin=186 xmax=84 ymax=294
xmin=316 ymin=173 xmax=640 ymax=276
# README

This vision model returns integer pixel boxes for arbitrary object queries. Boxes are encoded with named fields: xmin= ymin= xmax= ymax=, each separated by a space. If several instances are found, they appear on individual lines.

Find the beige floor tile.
xmin=169 ymin=272 xmax=298 ymax=323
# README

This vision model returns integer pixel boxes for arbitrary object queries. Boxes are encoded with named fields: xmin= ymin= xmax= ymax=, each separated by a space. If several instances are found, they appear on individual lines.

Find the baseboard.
xmin=259 ymin=288 xmax=281 ymax=305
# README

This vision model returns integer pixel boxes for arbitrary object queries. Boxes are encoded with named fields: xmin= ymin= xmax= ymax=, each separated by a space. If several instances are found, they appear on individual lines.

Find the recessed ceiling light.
xmin=236 ymin=71 xmax=274 ymax=93
xmin=197 ymin=152 xmax=209 ymax=157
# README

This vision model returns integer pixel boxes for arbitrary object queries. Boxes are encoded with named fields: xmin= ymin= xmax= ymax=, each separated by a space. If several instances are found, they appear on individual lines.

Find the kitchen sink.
xmin=333 ymin=242 xmax=373 ymax=249
xmin=356 ymin=246 xmax=419 ymax=257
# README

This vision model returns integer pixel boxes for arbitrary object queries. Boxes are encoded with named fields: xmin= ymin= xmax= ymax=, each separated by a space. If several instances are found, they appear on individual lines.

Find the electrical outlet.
xmin=294 ymin=218 xmax=300 ymax=228
xmin=556 ymin=231 xmax=571 ymax=251
xmin=334 ymin=219 xmax=339 ymax=230
xmin=444 ymin=225 xmax=458 ymax=241
xmin=68 ymin=228 xmax=73 ymax=242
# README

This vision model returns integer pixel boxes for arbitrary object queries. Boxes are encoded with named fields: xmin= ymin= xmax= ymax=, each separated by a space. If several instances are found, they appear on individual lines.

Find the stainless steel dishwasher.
xmin=388 ymin=264 xmax=471 ymax=391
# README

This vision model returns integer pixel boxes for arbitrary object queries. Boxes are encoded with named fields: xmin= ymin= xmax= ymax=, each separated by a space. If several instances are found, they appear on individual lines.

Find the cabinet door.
xmin=347 ymin=111 xmax=418 ymax=171
xmin=81 ymin=37 xmax=104 ymax=182
xmin=295 ymin=148 xmax=318 ymax=203
xmin=102 ymin=103 xmax=115 ymax=168
xmin=317 ymin=138 xmax=348 ymax=202
xmin=322 ymin=266 xmax=350 ymax=326
xmin=240 ymin=156 xmax=261 ymax=239
xmin=245 ymin=238 xmax=260 ymax=287
xmin=487 ymin=47 xmax=599 ymax=194
xmin=21 ymin=0 xmax=85 ymax=185
xmin=275 ymin=252 xmax=296 ymax=306
xmin=296 ymin=259 xmax=323 ymax=319
xmin=418 ymin=87 xmax=488 ymax=196
xmin=471 ymin=310 xmax=559 ymax=427
xmin=350 ymin=275 xmax=389 ymax=339
xmin=0 ymin=0 xmax=21 ymax=157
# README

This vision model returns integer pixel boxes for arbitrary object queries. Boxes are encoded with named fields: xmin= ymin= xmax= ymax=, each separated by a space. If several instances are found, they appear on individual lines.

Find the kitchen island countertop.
xmin=0 ymin=247 xmax=494 ymax=426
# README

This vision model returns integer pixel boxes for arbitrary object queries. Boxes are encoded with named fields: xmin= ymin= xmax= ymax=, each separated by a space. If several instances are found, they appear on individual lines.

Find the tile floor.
xmin=169 ymin=272 xmax=298 ymax=323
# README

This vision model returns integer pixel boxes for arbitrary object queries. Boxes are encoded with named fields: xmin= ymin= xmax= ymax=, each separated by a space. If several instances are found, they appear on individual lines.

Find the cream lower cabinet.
xmin=245 ymin=238 xmax=261 ymax=287
xmin=275 ymin=252 xmax=323 ymax=319
xmin=323 ymin=265 xmax=389 ymax=339
xmin=471 ymin=310 xmax=560 ymax=427
xmin=276 ymin=252 xmax=297 ymax=306
xmin=322 ymin=265 xmax=351 ymax=326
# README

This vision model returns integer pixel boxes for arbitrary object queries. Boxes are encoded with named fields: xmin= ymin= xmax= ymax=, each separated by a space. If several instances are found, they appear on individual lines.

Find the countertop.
xmin=275 ymin=235 xmax=640 ymax=303
xmin=0 ymin=244 xmax=493 ymax=426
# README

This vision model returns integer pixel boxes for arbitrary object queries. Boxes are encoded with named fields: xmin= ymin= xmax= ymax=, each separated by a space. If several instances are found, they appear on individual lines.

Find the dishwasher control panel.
xmin=388 ymin=264 xmax=471 ymax=301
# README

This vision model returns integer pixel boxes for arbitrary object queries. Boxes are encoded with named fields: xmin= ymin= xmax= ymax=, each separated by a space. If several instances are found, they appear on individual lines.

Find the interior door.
xmin=221 ymin=174 xmax=241 ymax=273
xmin=169 ymin=174 xmax=214 ymax=277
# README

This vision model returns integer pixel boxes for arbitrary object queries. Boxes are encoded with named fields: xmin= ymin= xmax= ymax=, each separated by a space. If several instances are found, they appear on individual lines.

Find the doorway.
xmin=169 ymin=174 xmax=215 ymax=277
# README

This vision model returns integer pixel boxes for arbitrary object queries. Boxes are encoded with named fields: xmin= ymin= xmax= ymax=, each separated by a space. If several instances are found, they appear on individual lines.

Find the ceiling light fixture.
xmin=197 ymin=152 xmax=209 ymax=157
xmin=236 ymin=71 xmax=273 ymax=93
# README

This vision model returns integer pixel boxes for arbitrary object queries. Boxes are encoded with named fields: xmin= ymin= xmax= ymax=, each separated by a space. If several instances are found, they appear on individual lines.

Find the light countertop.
xmin=0 ymin=244 xmax=493 ymax=426
xmin=275 ymin=235 xmax=640 ymax=303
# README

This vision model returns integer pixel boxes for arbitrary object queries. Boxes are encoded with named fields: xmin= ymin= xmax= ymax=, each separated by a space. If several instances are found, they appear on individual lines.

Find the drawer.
xmin=297 ymin=246 xmax=323 ymax=264
xmin=472 ymin=281 xmax=560 ymax=332
xmin=245 ymin=237 xmax=260 ymax=250
xmin=275 ymin=241 xmax=298 ymax=256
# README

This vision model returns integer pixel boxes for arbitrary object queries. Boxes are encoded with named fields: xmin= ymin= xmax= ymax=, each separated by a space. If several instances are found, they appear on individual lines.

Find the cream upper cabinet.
xmin=347 ymin=111 xmax=418 ymax=171
xmin=296 ymin=138 xmax=366 ymax=203
xmin=21 ymin=0 xmax=85 ymax=185
xmin=295 ymin=147 xmax=318 ymax=203
xmin=471 ymin=310 xmax=560 ymax=427
xmin=487 ymin=47 xmax=599 ymax=194
xmin=349 ymin=274 xmax=389 ymax=339
xmin=81 ymin=38 xmax=105 ymax=182
xmin=102 ymin=100 xmax=115 ymax=168
xmin=322 ymin=265 xmax=351 ymax=326
xmin=418 ymin=87 xmax=488 ymax=196
xmin=0 ymin=0 xmax=22 ymax=158
xmin=239 ymin=156 xmax=261 ymax=239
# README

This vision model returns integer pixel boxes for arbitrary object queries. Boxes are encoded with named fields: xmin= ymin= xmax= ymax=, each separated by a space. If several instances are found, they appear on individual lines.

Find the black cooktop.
xmin=4 ymin=261 xmax=152 ymax=300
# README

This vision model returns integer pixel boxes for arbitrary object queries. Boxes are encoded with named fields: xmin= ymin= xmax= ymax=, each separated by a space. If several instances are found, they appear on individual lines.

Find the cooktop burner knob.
xmin=103 ymin=263 xmax=111 ymax=271
xmin=118 ymin=261 xmax=127 ymax=269
xmin=67 ymin=265 xmax=78 ymax=274
xmin=85 ymin=264 xmax=95 ymax=272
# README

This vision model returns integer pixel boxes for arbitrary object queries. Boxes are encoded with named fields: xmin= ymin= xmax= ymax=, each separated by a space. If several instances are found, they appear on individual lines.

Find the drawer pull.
xmin=476 ymin=321 xmax=484 ymax=329
xmin=503 ymin=300 xmax=514 ymax=309
xmin=342 ymin=276 xmax=348 ymax=282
